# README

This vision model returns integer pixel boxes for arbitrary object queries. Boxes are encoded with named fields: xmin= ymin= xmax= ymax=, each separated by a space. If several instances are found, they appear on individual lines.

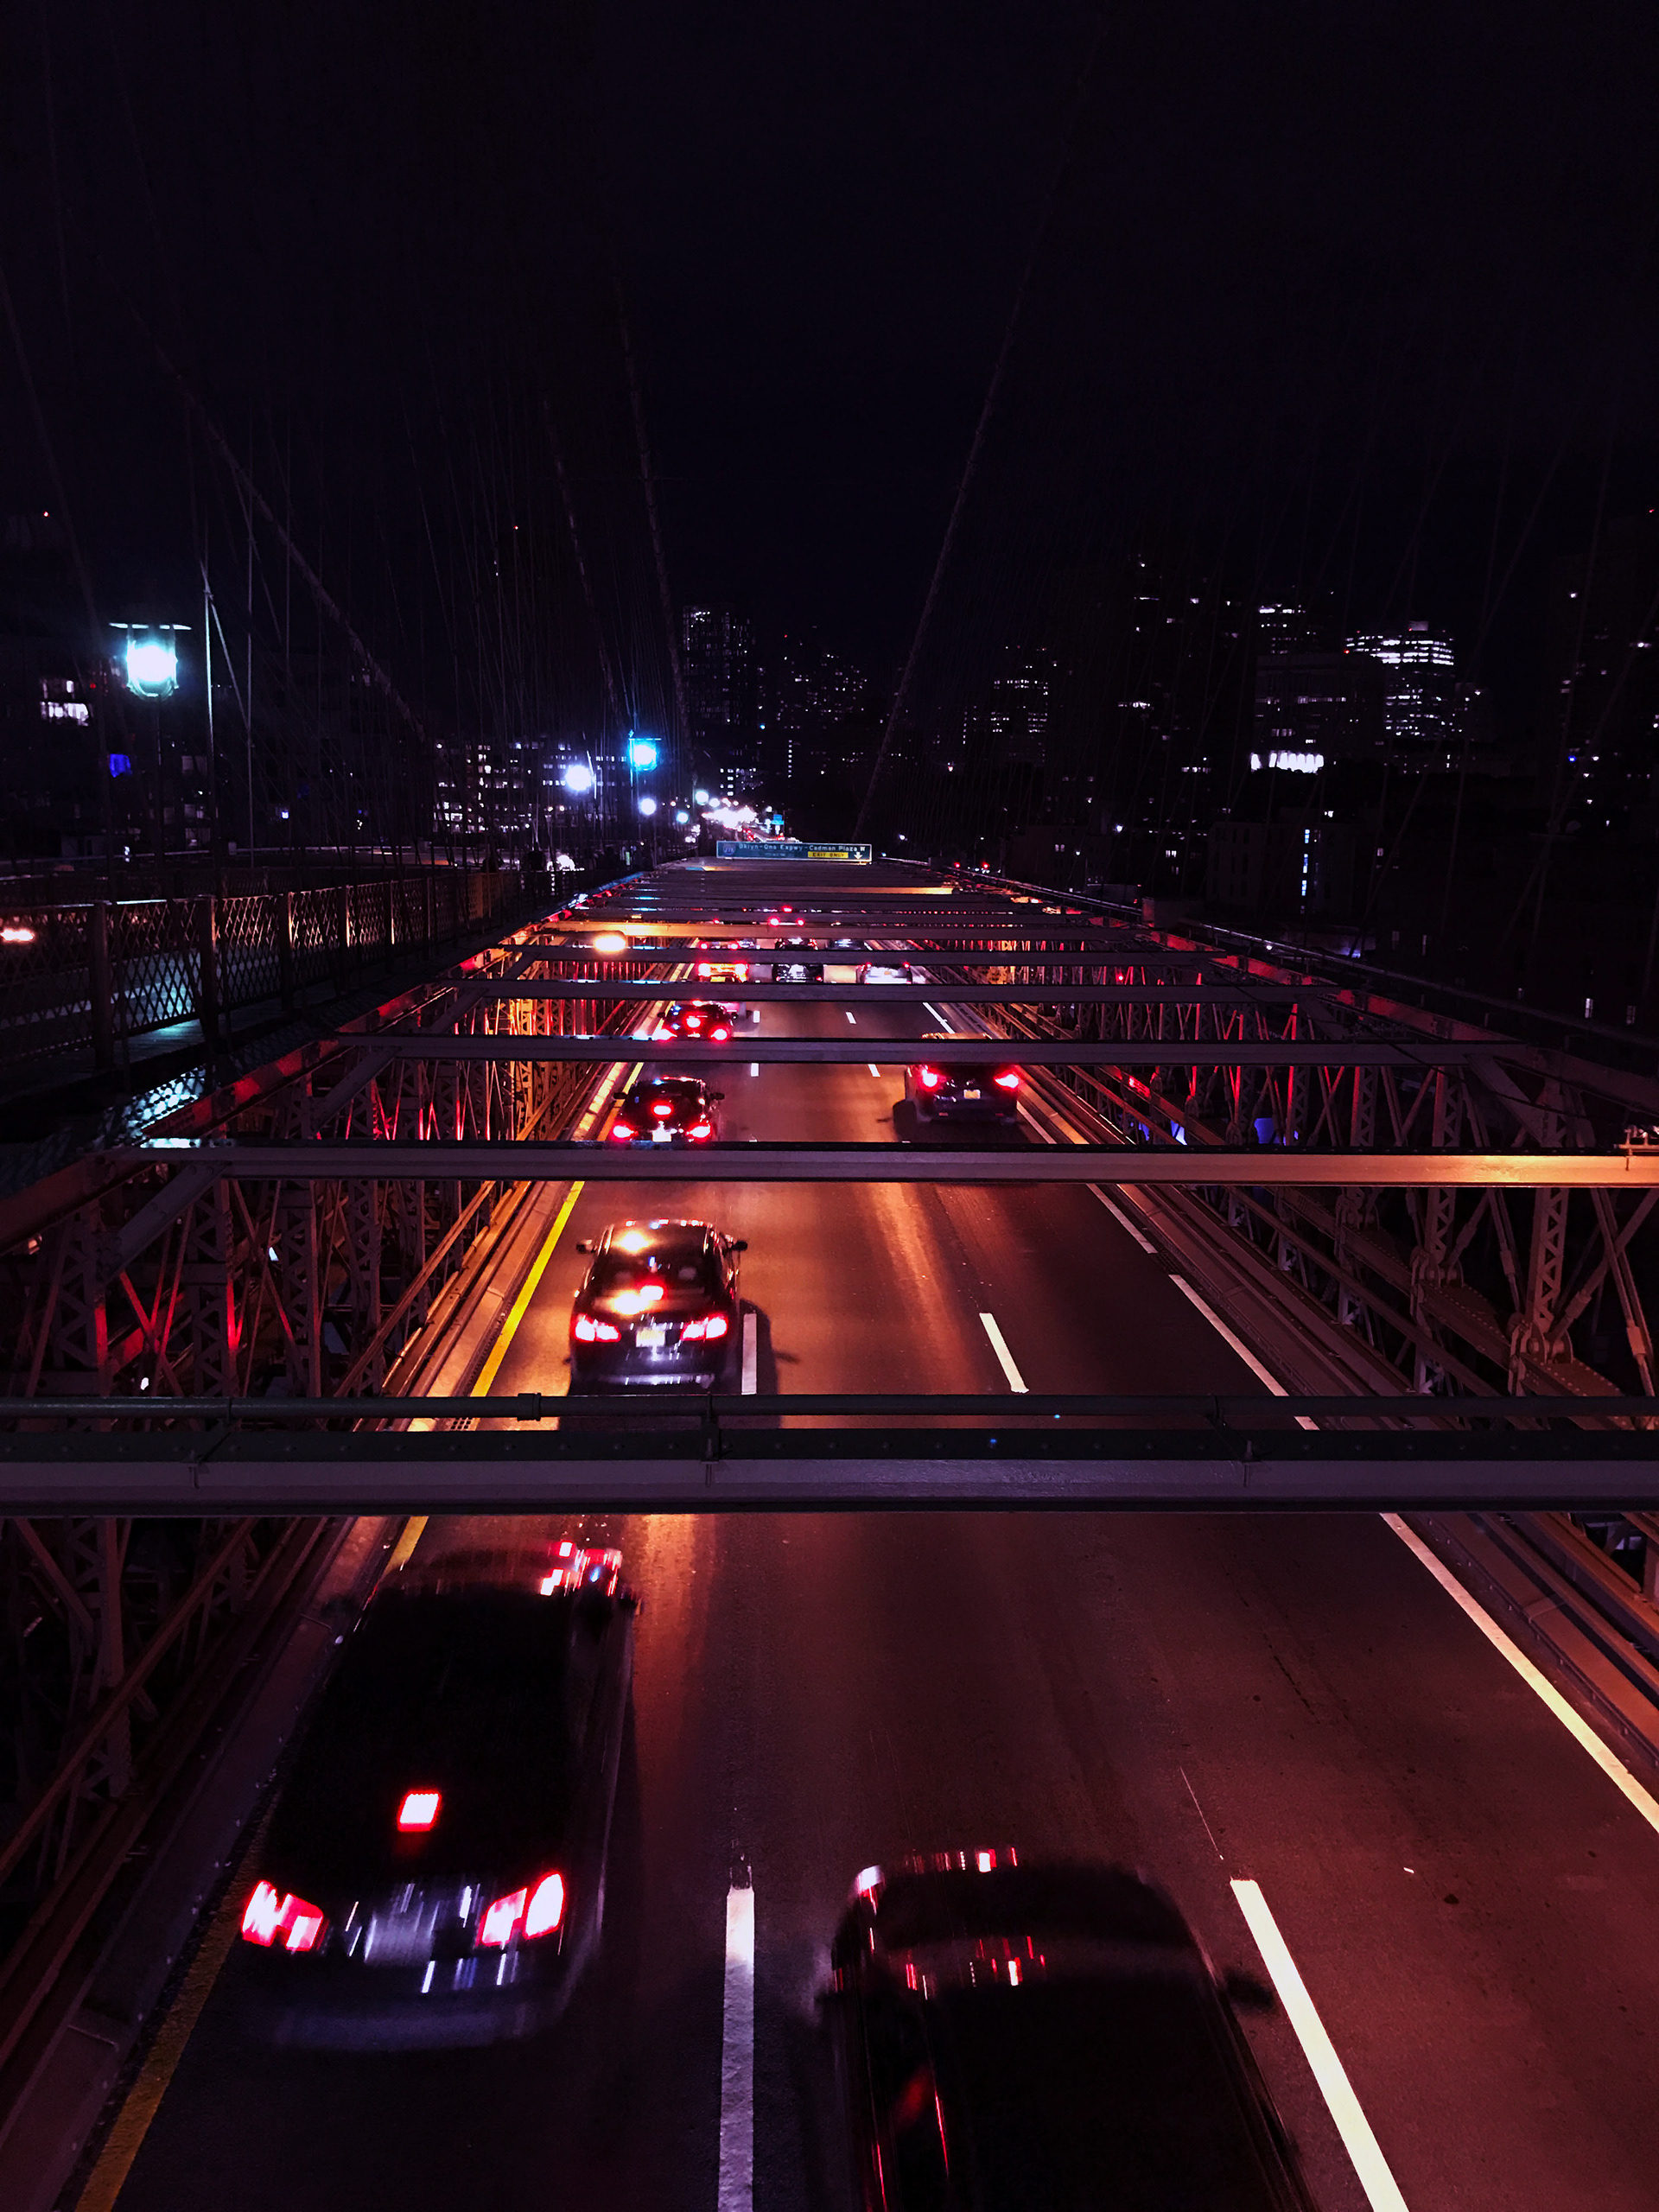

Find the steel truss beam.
xmin=472 ymin=982 xmax=1314 ymax=1005
xmin=371 ymin=1035 xmax=1486 ymax=1069
xmin=117 ymin=1143 xmax=1659 ymax=1185
xmin=1 ymin=1431 xmax=1656 ymax=1511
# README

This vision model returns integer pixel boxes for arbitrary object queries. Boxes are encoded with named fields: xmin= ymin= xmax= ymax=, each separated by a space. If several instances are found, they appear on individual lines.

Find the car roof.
xmin=600 ymin=1218 xmax=712 ymax=1254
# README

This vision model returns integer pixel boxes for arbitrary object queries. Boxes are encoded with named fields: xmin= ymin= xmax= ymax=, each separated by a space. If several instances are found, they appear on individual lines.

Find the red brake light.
xmin=573 ymin=1312 xmax=622 ymax=1342
xmin=686 ymin=1014 xmax=702 ymax=1027
xmin=525 ymin=1872 xmax=566 ymax=1937
xmin=696 ymin=963 xmax=713 ymax=977
xmin=686 ymin=1122 xmax=713 ymax=1140
xmin=682 ymin=1312 xmax=730 ymax=1341
xmin=918 ymin=1066 xmax=944 ymax=1090
xmin=397 ymin=1789 xmax=442 ymax=1832
xmin=479 ymin=1887 xmax=527 ymax=1947
xmin=652 ymin=1101 xmax=674 ymax=1116
xmin=610 ymin=1122 xmax=635 ymax=1141
xmin=240 ymin=1880 xmax=327 ymax=1952
xmin=994 ymin=1071 xmax=1020 ymax=1090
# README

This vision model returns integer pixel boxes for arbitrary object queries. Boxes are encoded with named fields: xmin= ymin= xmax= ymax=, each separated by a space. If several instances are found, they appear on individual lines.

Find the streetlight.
xmin=639 ymin=795 xmax=658 ymax=817
xmin=627 ymin=737 xmax=658 ymax=772
xmin=561 ymin=760 xmax=595 ymax=796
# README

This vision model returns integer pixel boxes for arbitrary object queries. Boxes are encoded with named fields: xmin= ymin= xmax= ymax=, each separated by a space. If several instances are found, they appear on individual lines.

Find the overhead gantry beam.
xmin=369 ymin=1035 xmax=1487 ymax=1070
xmin=2 ymin=1429 xmax=1657 ymax=1511
xmin=117 ymin=1142 xmax=1659 ymax=1186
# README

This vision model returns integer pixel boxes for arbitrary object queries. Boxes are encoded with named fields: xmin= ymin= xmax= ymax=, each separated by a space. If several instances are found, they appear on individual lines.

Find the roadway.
xmin=99 ymin=931 xmax=1659 ymax=2209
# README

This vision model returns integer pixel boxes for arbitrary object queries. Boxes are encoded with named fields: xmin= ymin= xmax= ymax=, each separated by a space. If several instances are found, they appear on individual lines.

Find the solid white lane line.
xmin=1168 ymin=1275 xmax=1319 ymax=1429
xmin=749 ymin=1062 xmax=760 ymax=1077
xmin=716 ymin=1883 xmax=756 ymax=2212
xmin=741 ymin=1310 xmax=758 ymax=1395
xmin=845 ymin=1011 xmax=856 ymax=1024
xmin=979 ymin=1312 xmax=1028 ymax=1393
xmin=868 ymin=1063 xmax=882 ymax=1077
xmin=1088 ymin=1182 xmax=1157 ymax=1254
xmin=1230 ymin=1879 xmax=1410 ymax=2212
xmin=922 ymin=1003 xmax=954 ymax=1030
xmin=1382 ymin=1514 xmax=1659 ymax=1838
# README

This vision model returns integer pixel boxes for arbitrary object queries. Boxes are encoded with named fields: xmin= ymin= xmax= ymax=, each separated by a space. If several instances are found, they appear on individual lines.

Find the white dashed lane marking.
xmin=1231 ymin=1879 xmax=1410 ymax=2212
xmin=716 ymin=1882 xmax=755 ymax=2212
xmin=978 ymin=1312 xmax=1028 ymax=1393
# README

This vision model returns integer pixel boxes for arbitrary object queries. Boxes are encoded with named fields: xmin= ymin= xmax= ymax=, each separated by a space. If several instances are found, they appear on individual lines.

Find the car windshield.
xmin=862 ymin=1962 xmax=1285 ymax=2211
xmin=266 ymin=1590 xmax=597 ymax=1882
xmin=591 ymin=1241 xmax=712 ymax=1294
xmin=631 ymin=1082 xmax=704 ymax=1113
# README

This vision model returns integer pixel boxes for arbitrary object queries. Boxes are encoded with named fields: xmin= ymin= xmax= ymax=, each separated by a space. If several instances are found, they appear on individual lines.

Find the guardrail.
xmin=0 ymin=869 xmax=524 ymax=1069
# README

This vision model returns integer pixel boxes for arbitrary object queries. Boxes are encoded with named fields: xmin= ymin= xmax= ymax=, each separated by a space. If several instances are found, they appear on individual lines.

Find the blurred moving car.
xmin=859 ymin=960 xmax=913 ymax=985
xmin=827 ymin=1855 xmax=1314 ymax=2211
xmin=903 ymin=1035 xmax=1022 ymax=1126
xmin=608 ymin=1077 xmax=721 ymax=1145
xmin=236 ymin=1544 xmax=636 ymax=2049
xmin=569 ymin=1219 xmax=745 ymax=1390
xmin=770 ymin=938 xmax=823 ymax=983
xmin=652 ymin=1000 xmax=736 ymax=1044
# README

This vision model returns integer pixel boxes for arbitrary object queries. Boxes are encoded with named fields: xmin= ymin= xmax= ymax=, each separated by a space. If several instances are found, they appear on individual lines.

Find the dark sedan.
xmin=607 ymin=1077 xmax=721 ymax=1146
xmin=652 ymin=1000 xmax=737 ymax=1044
xmin=569 ymin=1218 xmax=744 ymax=1390
xmin=903 ymin=1035 xmax=1022 ymax=1125
xmin=235 ymin=1544 xmax=636 ymax=2049
xmin=770 ymin=938 xmax=823 ymax=983
xmin=827 ymin=1855 xmax=1315 ymax=2212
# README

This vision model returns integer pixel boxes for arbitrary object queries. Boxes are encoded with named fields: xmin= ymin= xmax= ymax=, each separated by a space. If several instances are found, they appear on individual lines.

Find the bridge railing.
xmin=0 ymin=868 xmax=523 ymax=1071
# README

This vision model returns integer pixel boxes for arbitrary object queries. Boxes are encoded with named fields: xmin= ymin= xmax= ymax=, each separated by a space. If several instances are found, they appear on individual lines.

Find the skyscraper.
xmin=681 ymin=607 xmax=758 ymax=778
xmin=1345 ymin=624 xmax=1459 ymax=764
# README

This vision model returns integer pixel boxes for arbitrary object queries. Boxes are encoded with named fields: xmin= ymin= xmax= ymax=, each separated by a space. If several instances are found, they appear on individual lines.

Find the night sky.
xmin=3 ymin=1 xmax=1658 ymax=739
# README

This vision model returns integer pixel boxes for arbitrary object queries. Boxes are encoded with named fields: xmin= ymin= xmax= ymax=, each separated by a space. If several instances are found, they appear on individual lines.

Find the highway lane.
xmin=103 ymin=974 xmax=1659 ymax=2211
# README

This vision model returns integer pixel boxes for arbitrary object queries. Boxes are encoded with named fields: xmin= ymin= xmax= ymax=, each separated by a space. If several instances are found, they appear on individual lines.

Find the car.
xmin=569 ymin=1218 xmax=745 ymax=1390
xmin=652 ymin=999 xmax=737 ymax=1044
xmin=771 ymin=938 xmax=823 ymax=983
xmin=826 ymin=1855 xmax=1316 ymax=2211
xmin=607 ymin=1076 xmax=721 ymax=1146
xmin=693 ymin=944 xmax=753 ymax=988
xmin=904 ymin=1034 xmax=1022 ymax=1124
xmin=858 ymin=961 xmax=913 ymax=985
xmin=234 ymin=1543 xmax=637 ymax=2049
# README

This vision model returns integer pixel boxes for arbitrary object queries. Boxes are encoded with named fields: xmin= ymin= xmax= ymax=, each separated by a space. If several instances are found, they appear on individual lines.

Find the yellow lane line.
xmin=74 ymin=1809 xmax=274 ymax=2212
xmin=472 ymin=1179 xmax=586 ymax=1398
xmin=385 ymin=1514 xmax=428 ymax=1572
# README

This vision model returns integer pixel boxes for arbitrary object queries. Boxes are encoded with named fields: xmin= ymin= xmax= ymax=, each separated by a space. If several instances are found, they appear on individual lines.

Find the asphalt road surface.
xmin=103 ymin=988 xmax=1659 ymax=2211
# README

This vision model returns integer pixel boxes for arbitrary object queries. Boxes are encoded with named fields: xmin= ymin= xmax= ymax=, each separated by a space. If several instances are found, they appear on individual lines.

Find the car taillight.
xmin=479 ymin=1887 xmax=527 ymax=1947
xmin=994 ymin=1071 xmax=1020 ymax=1090
xmin=686 ymin=1014 xmax=703 ymax=1028
xmin=573 ymin=1312 xmax=622 ymax=1342
xmin=525 ymin=1872 xmax=566 ymax=1937
xmin=918 ymin=1066 xmax=944 ymax=1090
xmin=682 ymin=1313 xmax=730 ymax=1340
xmin=733 ymin=964 xmax=748 ymax=981
xmin=711 ymin=1025 xmax=731 ymax=1040
xmin=652 ymin=1101 xmax=674 ymax=1116
xmin=696 ymin=963 xmax=713 ymax=977
xmin=610 ymin=1122 xmax=635 ymax=1141
xmin=686 ymin=1122 xmax=713 ymax=1140
xmin=240 ymin=1880 xmax=327 ymax=1952
xmin=397 ymin=1789 xmax=442 ymax=1832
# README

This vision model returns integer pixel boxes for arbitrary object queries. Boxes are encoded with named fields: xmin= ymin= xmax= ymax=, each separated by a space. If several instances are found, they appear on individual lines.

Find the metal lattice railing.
xmin=0 ymin=869 xmax=523 ymax=1070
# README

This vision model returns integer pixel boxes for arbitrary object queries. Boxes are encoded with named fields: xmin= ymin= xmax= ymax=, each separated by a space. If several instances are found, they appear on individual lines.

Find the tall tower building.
xmin=1345 ymin=623 xmax=1459 ymax=765
xmin=681 ymin=607 xmax=758 ymax=778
